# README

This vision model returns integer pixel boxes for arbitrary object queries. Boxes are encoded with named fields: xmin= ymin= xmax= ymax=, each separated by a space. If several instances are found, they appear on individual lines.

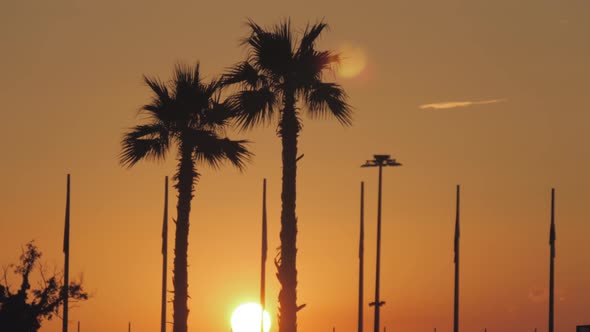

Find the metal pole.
xmin=261 ymin=179 xmax=268 ymax=332
xmin=63 ymin=174 xmax=70 ymax=332
xmin=549 ymin=188 xmax=556 ymax=332
xmin=373 ymin=164 xmax=383 ymax=332
xmin=161 ymin=176 xmax=169 ymax=332
xmin=454 ymin=185 xmax=460 ymax=332
xmin=358 ymin=181 xmax=364 ymax=332
xmin=362 ymin=155 xmax=400 ymax=332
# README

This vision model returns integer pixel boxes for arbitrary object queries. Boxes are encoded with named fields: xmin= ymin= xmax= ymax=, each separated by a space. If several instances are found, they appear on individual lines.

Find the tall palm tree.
xmin=224 ymin=20 xmax=352 ymax=332
xmin=120 ymin=63 xmax=251 ymax=332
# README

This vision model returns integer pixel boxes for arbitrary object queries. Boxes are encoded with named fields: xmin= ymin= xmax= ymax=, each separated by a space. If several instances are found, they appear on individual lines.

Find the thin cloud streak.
xmin=420 ymin=98 xmax=507 ymax=110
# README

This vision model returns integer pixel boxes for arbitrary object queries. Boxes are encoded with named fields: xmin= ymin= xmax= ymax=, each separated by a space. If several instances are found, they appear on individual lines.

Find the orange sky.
xmin=1 ymin=1 xmax=589 ymax=331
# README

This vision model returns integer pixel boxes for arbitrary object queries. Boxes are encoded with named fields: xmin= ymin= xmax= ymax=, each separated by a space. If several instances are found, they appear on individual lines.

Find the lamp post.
xmin=548 ymin=188 xmax=556 ymax=332
xmin=361 ymin=155 xmax=402 ymax=332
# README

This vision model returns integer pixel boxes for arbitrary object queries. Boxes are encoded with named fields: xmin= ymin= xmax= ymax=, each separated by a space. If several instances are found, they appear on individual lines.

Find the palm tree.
xmin=224 ymin=20 xmax=352 ymax=332
xmin=120 ymin=63 xmax=251 ymax=332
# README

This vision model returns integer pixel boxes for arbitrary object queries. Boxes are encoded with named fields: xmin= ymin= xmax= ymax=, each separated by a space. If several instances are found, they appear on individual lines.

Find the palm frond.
xmin=222 ymin=61 xmax=261 ymax=88
xmin=226 ymin=88 xmax=277 ymax=129
xmin=143 ymin=75 xmax=170 ymax=102
xmin=298 ymin=21 xmax=328 ymax=55
xmin=120 ymin=124 xmax=170 ymax=167
xmin=203 ymin=76 xmax=222 ymax=97
xmin=141 ymin=76 xmax=172 ymax=121
xmin=201 ymin=100 xmax=233 ymax=131
xmin=295 ymin=50 xmax=339 ymax=84
xmin=174 ymin=62 xmax=201 ymax=89
xmin=304 ymin=81 xmax=352 ymax=125
xmin=246 ymin=19 xmax=293 ymax=76
xmin=189 ymin=129 xmax=252 ymax=170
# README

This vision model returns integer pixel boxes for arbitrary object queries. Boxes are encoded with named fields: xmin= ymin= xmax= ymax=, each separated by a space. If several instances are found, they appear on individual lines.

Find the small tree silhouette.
xmin=0 ymin=242 xmax=88 ymax=331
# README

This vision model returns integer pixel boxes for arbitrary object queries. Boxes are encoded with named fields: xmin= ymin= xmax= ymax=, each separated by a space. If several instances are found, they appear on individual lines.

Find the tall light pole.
xmin=358 ymin=181 xmax=365 ymax=332
xmin=63 ymin=174 xmax=71 ymax=332
xmin=261 ymin=178 xmax=268 ymax=332
xmin=453 ymin=185 xmax=461 ymax=332
xmin=161 ymin=176 xmax=169 ymax=332
xmin=548 ymin=188 xmax=556 ymax=332
xmin=361 ymin=155 xmax=402 ymax=332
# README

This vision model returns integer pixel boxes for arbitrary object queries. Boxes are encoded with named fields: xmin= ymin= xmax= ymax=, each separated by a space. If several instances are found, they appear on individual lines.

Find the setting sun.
xmin=337 ymin=42 xmax=368 ymax=78
xmin=230 ymin=303 xmax=271 ymax=332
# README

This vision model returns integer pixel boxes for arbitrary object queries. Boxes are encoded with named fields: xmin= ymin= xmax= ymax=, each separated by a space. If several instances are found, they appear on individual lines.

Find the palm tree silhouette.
xmin=120 ymin=63 xmax=252 ymax=332
xmin=224 ymin=20 xmax=352 ymax=332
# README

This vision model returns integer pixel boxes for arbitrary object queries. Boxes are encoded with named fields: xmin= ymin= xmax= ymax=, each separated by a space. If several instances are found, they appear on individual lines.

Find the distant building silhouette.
xmin=577 ymin=325 xmax=590 ymax=332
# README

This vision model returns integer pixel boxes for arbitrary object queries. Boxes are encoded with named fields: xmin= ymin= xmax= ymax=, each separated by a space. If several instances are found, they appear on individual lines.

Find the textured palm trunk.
xmin=173 ymin=145 xmax=195 ymax=332
xmin=277 ymin=91 xmax=299 ymax=332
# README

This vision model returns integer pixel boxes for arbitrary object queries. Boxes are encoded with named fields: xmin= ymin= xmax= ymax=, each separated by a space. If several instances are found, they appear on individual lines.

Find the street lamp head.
xmin=361 ymin=154 xmax=402 ymax=168
xmin=373 ymin=155 xmax=391 ymax=162
xmin=386 ymin=159 xmax=402 ymax=167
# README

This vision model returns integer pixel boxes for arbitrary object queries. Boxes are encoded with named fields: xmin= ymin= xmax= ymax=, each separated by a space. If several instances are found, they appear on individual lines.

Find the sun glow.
xmin=337 ymin=42 xmax=368 ymax=78
xmin=230 ymin=302 xmax=271 ymax=332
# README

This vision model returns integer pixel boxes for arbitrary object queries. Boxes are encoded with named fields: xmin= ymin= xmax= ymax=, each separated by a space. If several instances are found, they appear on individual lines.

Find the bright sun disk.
xmin=231 ymin=302 xmax=271 ymax=332
xmin=337 ymin=42 xmax=368 ymax=78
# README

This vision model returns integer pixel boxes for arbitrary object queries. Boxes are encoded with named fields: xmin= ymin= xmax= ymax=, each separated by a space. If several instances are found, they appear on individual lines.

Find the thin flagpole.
xmin=260 ymin=179 xmax=268 ymax=332
xmin=63 ymin=174 xmax=70 ymax=332
xmin=454 ymin=185 xmax=460 ymax=332
xmin=358 ymin=182 xmax=364 ymax=332
xmin=548 ymin=188 xmax=556 ymax=332
xmin=161 ymin=176 xmax=169 ymax=332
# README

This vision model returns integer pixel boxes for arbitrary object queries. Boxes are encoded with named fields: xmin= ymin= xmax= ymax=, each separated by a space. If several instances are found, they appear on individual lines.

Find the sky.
xmin=1 ymin=0 xmax=589 ymax=331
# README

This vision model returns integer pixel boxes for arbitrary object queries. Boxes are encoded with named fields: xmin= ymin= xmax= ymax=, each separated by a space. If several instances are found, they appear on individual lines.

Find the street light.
xmin=361 ymin=154 xmax=402 ymax=332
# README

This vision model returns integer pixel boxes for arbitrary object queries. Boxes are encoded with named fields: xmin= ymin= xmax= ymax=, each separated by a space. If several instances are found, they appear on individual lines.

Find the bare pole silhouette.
xmin=63 ymin=174 xmax=71 ymax=332
xmin=361 ymin=155 xmax=402 ymax=332
xmin=129 ymin=321 xmax=131 ymax=332
xmin=162 ymin=176 xmax=169 ymax=332
xmin=358 ymin=182 xmax=365 ymax=332
xmin=77 ymin=321 xmax=80 ymax=332
xmin=548 ymin=188 xmax=556 ymax=332
xmin=454 ymin=185 xmax=461 ymax=332
xmin=261 ymin=178 xmax=268 ymax=332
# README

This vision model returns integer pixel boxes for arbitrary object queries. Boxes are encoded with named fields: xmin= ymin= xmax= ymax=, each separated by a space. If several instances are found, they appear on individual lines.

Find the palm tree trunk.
xmin=173 ymin=145 xmax=195 ymax=332
xmin=278 ymin=91 xmax=299 ymax=332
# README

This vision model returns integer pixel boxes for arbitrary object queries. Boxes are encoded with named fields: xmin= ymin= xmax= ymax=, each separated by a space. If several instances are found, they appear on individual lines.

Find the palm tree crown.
xmin=224 ymin=20 xmax=352 ymax=131
xmin=121 ymin=63 xmax=250 ymax=174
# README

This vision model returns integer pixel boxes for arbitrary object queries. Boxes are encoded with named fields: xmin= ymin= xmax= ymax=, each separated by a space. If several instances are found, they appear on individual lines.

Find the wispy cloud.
xmin=419 ymin=98 xmax=507 ymax=110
